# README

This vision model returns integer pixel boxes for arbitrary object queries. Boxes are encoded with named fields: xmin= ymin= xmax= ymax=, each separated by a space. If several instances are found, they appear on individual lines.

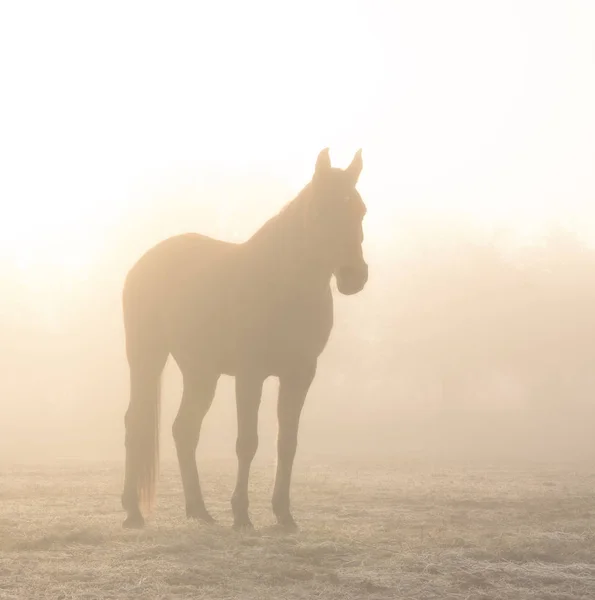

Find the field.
xmin=1 ymin=457 xmax=595 ymax=599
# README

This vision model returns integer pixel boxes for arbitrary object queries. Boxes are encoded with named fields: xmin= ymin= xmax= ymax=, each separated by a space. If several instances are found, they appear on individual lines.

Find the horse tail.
xmin=130 ymin=365 xmax=162 ymax=516
xmin=123 ymin=273 xmax=168 ymax=517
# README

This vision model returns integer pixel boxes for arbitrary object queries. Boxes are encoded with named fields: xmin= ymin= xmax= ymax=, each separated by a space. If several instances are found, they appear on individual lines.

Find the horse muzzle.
xmin=335 ymin=262 xmax=368 ymax=295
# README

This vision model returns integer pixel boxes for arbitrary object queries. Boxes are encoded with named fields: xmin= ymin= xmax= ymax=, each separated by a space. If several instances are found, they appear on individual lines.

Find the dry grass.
xmin=1 ymin=457 xmax=595 ymax=599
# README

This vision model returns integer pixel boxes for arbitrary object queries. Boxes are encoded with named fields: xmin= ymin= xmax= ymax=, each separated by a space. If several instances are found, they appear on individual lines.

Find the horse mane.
xmin=277 ymin=182 xmax=313 ymax=217
xmin=247 ymin=182 xmax=313 ymax=246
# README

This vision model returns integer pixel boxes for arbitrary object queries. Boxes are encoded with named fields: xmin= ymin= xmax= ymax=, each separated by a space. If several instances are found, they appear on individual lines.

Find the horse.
xmin=121 ymin=148 xmax=369 ymax=530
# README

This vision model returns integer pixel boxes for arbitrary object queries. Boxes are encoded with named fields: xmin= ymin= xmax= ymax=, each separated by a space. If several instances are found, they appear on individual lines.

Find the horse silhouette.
xmin=121 ymin=148 xmax=368 ymax=529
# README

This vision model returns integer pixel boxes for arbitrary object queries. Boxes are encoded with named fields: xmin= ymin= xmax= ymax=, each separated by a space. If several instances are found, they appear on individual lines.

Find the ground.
xmin=1 ymin=457 xmax=595 ymax=599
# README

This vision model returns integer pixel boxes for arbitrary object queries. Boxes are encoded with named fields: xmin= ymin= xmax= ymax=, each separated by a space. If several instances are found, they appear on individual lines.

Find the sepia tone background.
xmin=1 ymin=0 xmax=595 ymax=466
xmin=2 ymin=3 xmax=595 ymax=598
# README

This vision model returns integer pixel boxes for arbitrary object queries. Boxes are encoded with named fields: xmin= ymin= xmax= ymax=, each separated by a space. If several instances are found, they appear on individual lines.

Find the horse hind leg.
xmin=172 ymin=367 xmax=219 ymax=523
xmin=121 ymin=334 xmax=168 ymax=529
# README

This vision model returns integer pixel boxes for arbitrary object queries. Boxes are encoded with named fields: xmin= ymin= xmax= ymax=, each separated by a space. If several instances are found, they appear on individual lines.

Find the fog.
xmin=3 ymin=194 xmax=595 ymax=466
xmin=1 ymin=1 xmax=595 ymax=467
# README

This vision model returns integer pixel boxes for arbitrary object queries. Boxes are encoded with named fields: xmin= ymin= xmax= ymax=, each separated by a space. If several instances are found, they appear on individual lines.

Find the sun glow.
xmin=0 ymin=1 xmax=388 ymax=280
xmin=0 ymin=0 xmax=594 ymax=287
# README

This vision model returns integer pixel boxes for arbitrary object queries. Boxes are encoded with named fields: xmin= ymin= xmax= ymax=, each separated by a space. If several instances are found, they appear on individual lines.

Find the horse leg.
xmin=122 ymin=349 xmax=168 ymax=529
xmin=172 ymin=369 xmax=219 ymax=522
xmin=231 ymin=374 xmax=264 ymax=530
xmin=272 ymin=362 xmax=316 ymax=530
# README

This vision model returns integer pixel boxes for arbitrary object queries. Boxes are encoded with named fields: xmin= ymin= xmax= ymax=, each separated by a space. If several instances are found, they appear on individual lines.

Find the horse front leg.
xmin=231 ymin=373 xmax=264 ymax=529
xmin=272 ymin=362 xmax=316 ymax=530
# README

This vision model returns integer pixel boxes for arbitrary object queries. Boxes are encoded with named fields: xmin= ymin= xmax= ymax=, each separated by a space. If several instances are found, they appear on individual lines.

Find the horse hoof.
xmin=233 ymin=517 xmax=254 ymax=531
xmin=123 ymin=515 xmax=145 ymax=529
xmin=276 ymin=516 xmax=298 ymax=532
xmin=187 ymin=507 xmax=216 ymax=524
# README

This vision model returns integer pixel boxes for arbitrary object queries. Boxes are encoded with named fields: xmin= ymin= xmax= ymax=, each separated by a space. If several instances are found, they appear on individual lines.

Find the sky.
xmin=0 ymin=0 xmax=594 ymax=278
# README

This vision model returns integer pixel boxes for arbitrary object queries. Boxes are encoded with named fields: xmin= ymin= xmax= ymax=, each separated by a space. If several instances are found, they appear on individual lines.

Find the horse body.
xmin=121 ymin=148 xmax=367 ymax=529
xmin=124 ymin=229 xmax=334 ymax=372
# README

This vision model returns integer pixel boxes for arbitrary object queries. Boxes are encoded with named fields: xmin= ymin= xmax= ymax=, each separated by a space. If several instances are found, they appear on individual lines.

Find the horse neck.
xmin=243 ymin=187 xmax=333 ymax=292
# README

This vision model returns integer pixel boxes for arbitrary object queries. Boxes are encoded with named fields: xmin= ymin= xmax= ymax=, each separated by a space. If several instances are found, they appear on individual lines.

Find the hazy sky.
xmin=0 ymin=0 xmax=594 ymax=276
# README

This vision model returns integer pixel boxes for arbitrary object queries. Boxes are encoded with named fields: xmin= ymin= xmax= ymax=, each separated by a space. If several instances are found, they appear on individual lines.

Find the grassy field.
xmin=1 ymin=457 xmax=595 ymax=599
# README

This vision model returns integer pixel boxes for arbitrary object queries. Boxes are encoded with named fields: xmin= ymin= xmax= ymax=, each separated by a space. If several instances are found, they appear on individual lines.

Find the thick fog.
xmin=1 ymin=1 xmax=595 ymax=466
xmin=3 ymin=182 xmax=595 ymax=466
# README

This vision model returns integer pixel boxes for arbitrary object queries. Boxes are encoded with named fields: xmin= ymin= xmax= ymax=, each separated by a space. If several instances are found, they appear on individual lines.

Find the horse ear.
xmin=314 ymin=148 xmax=331 ymax=175
xmin=346 ymin=148 xmax=363 ymax=184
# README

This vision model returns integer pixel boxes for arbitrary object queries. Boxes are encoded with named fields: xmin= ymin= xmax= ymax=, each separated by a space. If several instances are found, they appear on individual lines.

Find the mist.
xmin=3 ymin=4 xmax=595 ymax=598
xmin=3 ymin=190 xmax=595 ymax=466
xmin=1 ymin=0 xmax=595 ymax=467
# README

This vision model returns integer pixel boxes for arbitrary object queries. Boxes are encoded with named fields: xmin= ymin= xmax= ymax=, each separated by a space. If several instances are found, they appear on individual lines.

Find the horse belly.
xmin=161 ymin=261 xmax=241 ymax=371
